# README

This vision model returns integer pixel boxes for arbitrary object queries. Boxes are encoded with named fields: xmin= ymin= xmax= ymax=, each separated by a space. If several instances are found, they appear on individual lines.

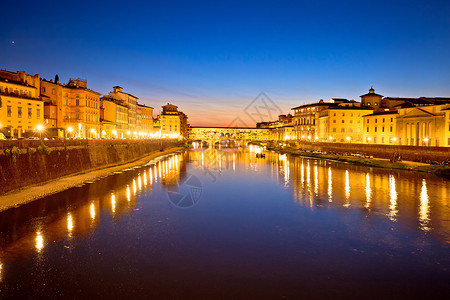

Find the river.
xmin=0 ymin=145 xmax=449 ymax=299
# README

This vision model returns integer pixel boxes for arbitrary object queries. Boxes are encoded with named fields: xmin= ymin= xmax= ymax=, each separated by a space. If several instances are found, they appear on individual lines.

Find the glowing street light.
xmin=36 ymin=125 xmax=44 ymax=139
xmin=346 ymin=136 xmax=351 ymax=141
xmin=67 ymin=127 xmax=73 ymax=139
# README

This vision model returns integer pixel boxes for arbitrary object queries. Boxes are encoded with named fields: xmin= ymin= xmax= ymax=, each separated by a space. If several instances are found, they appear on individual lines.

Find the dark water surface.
xmin=0 ymin=146 xmax=449 ymax=299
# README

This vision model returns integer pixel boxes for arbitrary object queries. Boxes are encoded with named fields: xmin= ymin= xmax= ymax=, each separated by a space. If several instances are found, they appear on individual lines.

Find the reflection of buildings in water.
xmin=0 ymin=155 xmax=186 ymax=261
xmin=286 ymin=153 xmax=449 ymax=242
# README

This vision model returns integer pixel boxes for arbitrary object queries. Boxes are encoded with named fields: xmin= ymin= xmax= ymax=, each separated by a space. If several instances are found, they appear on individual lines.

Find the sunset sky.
xmin=1 ymin=0 xmax=449 ymax=126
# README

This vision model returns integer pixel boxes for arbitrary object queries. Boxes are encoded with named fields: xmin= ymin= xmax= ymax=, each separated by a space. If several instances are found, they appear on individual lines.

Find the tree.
xmin=55 ymin=74 xmax=60 ymax=83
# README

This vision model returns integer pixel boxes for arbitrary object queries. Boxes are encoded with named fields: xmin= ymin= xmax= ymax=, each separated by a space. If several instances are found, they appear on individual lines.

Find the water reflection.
xmin=419 ymin=179 xmax=430 ymax=232
xmin=327 ymin=167 xmax=332 ymax=202
xmin=0 ymin=147 xmax=448 ymax=277
xmin=67 ymin=213 xmax=74 ymax=233
xmin=388 ymin=175 xmax=398 ymax=222
xmin=35 ymin=232 xmax=44 ymax=252
xmin=344 ymin=170 xmax=350 ymax=207
xmin=365 ymin=173 xmax=371 ymax=209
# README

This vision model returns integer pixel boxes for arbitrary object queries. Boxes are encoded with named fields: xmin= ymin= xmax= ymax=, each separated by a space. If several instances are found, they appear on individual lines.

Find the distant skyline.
xmin=1 ymin=0 xmax=449 ymax=126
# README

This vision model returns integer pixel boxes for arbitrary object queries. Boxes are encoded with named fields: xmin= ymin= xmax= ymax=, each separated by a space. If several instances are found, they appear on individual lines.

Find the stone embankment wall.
xmin=0 ymin=139 xmax=178 ymax=194
xmin=288 ymin=141 xmax=450 ymax=162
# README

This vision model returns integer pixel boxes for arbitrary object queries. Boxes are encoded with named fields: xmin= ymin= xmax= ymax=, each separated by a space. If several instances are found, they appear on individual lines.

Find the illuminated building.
xmin=319 ymin=102 xmax=372 ymax=143
xmin=40 ymin=77 xmax=102 ymax=138
xmin=100 ymin=97 xmax=128 ymax=138
xmin=138 ymin=104 xmax=154 ymax=136
xmin=292 ymin=99 xmax=351 ymax=141
xmin=396 ymin=104 xmax=450 ymax=146
xmin=107 ymin=86 xmax=139 ymax=134
xmin=363 ymin=111 xmax=398 ymax=144
xmin=360 ymin=86 xmax=383 ymax=109
xmin=157 ymin=103 xmax=189 ymax=139
xmin=0 ymin=70 xmax=43 ymax=138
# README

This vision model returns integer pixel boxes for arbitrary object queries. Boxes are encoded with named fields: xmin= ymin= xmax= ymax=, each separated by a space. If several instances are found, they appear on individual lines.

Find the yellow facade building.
xmin=107 ymin=86 xmax=138 ymax=132
xmin=363 ymin=111 xmax=398 ymax=144
xmin=395 ymin=104 xmax=450 ymax=147
xmin=138 ymin=104 xmax=154 ymax=136
xmin=319 ymin=105 xmax=373 ymax=143
xmin=0 ymin=72 xmax=43 ymax=138
xmin=101 ymin=97 xmax=128 ymax=138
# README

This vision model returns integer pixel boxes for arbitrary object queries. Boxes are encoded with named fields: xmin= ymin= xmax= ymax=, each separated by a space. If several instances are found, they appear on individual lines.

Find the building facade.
xmin=0 ymin=72 xmax=43 ymax=138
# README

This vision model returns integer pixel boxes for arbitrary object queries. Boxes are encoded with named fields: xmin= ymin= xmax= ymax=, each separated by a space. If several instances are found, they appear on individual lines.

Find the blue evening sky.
xmin=1 ymin=0 xmax=449 ymax=126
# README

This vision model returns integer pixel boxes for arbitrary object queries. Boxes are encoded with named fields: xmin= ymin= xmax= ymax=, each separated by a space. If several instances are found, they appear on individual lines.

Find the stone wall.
xmin=0 ymin=139 xmax=178 ymax=194
xmin=288 ymin=141 xmax=450 ymax=162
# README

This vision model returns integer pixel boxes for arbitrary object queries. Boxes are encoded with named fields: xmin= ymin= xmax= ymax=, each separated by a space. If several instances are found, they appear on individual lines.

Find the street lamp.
xmin=67 ymin=127 xmax=73 ymax=139
xmin=36 ymin=125 xmax=44 ymax=140
xmin=90 ymin=128 xmax=96 ymax=138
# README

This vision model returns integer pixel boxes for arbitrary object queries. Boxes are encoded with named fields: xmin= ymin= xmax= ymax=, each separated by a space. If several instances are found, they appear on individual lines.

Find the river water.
xmin=0 ymin=146 xmax=449 ymax=299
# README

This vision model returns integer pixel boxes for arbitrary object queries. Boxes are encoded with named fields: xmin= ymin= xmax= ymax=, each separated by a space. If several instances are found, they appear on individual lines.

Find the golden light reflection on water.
xmin=388 ymin=175 xmax=398 ymax=222
xmin=90 ymin=203 xmax=96 ymax=220
xmin=126 ymin=186 xmax=131 ymax=202
xmin=344 ymin=170 xmax=350 ymax=207
xmin=365 ymin=173 xmax=371 ymax=209
xmin=35 ymin=232 xmax=44 ymax=252
xmin=111 ymin=193 xmax=116 ymax=213
xmin=67 ymin=213 xmax=74 ymax=233
xmin=327 ymin=167 xmax=332 ymax=202
xmin=0 ymin=149 xmax=449 ymax=264
xmin=419 ymin=179 xmax=430 ymax=232
xmin=314 ymin=165 xmax=319 ymax=196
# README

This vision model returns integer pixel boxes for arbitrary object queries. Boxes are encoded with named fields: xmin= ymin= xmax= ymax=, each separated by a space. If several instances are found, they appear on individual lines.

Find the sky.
xmin=1 ymin=0 xmax=449 ymax=126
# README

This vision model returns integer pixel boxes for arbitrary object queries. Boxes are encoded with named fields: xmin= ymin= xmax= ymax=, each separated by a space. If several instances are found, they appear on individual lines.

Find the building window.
xmin=18 ymin=107 xmax=22 ymax=118
xmin=375 ymin=127 xmax=377 ymax=132
xmin=367 ymin=119 xmax=369 ymax=123
xmin=341 ymin=120 xmax=344 ymax=123
xmin=375 ymin=119 xmax=377 ymax=123
xmin=382 ymin=127 xmax=385 ymax=132
xmin=391 ymin=118 xmax=393 ymax=122
xmin=7 ymin=106 xmax=12 ymax=117
xmin=341 ymin=128 xmax=345 ymax=132
xmin=37 ymin=109 xmax=40 ymax=119
xmin=333 ymin=120 xmax=336 ymax=123
xmin=366 ymin=127 xmax=369 ymax=132
xmin=350 ymin=120 xmax=353 ymax=123
xmin=390 ymin=126 xmax=393 ymax=132
xmin=28 ymin=108 xmax=32 ymax=119
xmin=332 ymin=128 xmax=336 ymax=132
xmin=52 ymin=89 xmax=56 ymax=95
xmin=381 ymin=137 xmax=385 ymax=143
